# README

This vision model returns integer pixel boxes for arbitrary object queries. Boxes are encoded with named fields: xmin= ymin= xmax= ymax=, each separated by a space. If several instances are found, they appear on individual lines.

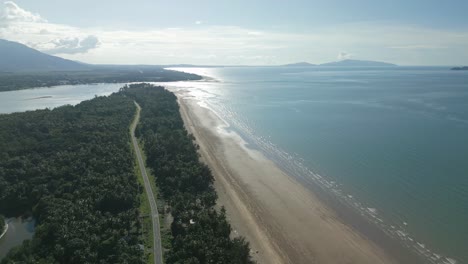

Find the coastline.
xmin=176 ymin=94 xmax=405 ymax=264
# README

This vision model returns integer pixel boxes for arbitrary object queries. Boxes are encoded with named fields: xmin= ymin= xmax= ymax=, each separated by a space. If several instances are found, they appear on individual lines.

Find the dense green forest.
xmin=0 ymin=68 xmax=201 ymax=92
xmin=0 ymin=215 xmax=4 ymax=233
xmin=121 ymin=84 xmax=254 ymax=264
xmin=0 ymin=94 xmax=144 ymax=263
xmin=0 ymin=83 xmax=252 ymax=263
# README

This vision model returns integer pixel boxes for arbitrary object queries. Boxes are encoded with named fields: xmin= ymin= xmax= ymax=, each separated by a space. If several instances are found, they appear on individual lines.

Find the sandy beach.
xmin=175 ymin=92 xmax=409 ymax=264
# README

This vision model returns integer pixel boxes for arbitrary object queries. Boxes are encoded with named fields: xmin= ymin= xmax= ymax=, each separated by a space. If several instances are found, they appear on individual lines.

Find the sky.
xmin=1 ymin=0 xmax=467 ymax=65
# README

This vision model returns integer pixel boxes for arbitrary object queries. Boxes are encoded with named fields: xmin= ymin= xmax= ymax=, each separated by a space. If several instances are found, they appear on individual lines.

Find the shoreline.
xmin=176 ymin=94 xmax=413 ymax=264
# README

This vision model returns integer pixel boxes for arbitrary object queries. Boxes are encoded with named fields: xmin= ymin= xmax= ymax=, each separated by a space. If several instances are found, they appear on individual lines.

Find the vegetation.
xmin=0 ymin=94 xmax=144 ymax=263
xmin=0 ymin=68 xmax=201 ymax=92
xmin=121 ymin=84 xmax=254 ymax=264
xmin=0 ymin=83 xmax=252 ymax=263
xmin=0 ymin=215 xmax=5 ymax=234
xmin=133 ymin=143 xmax=158 ymax=264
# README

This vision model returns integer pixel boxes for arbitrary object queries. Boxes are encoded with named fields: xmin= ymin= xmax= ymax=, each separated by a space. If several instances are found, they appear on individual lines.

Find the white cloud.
xmin=1 ymin=1 xmax=468 ymax=65
xmin=337 ymin=51 xmax=352 ymax=60
xmin=388 ymin=45 xmax=447 ymax=50
xmin=0 ymin=2 xmax=100 ymax=55
xmin=34 ymin=35 xmax=100 ymax=54
xmin=195 ymin=21 xmax=202 ymax=25
xmin=0 ymin=1 xmax=45 ymax=26
xmin=247 ymin=31 xmax=263 ymax=36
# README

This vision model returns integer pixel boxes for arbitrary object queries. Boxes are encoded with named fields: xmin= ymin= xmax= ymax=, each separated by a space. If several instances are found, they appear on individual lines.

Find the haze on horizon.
xmin=1 ymin=0 xmax=467 ymax=66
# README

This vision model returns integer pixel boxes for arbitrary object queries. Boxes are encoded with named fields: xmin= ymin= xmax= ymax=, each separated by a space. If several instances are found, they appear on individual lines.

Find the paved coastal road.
xmin=130 ymin=102 xmax=163 ymax=264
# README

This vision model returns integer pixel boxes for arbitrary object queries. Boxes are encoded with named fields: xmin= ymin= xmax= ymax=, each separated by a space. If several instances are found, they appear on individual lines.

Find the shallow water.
xmin=0 ymin=83 xmax=125 ymax=114
xmin=164 ymin=66 xmax=468 ymax=264
xmin=0 ymin=218 xmax=35 ymax=259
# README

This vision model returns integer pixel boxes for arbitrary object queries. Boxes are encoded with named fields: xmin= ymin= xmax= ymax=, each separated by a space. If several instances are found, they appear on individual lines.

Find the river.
xmin=0 ymin=83 xmax=125 ymax=114
xmin=0 ymin=218 xmax=35 ymax=259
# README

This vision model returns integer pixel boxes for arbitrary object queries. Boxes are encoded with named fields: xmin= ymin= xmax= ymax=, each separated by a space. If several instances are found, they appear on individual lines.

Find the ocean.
xmin=166 ymin=66 xmax=468 ymax=264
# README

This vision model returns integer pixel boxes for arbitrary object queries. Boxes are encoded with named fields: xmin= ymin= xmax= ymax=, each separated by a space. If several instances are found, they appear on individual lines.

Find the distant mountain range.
xmin=320 ymin=59 xmax=397 ymax=67
xmin=0 ymin=39 xmax=89 ymax=72
xmin=0 ymin=38 xmax=436 ymax=72
xmin=451 ymin=66 xmax=468 ymax=71
xmin=282 ymin=62 xmax=316 ymax=67
xmin=283 ymin=59 xmax=397 ymax=67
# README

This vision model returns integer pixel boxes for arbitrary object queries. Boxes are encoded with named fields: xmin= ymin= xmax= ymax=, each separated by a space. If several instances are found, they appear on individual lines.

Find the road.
xmin=130 ymin=101 xmax=164 ymax=264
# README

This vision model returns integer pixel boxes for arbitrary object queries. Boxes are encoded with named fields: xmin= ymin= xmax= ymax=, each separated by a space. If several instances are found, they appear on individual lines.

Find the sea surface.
xmin=165 ymin=66 xmax=468 ymax=264
xmin=0 ymin=67 xmax=467 ymax=263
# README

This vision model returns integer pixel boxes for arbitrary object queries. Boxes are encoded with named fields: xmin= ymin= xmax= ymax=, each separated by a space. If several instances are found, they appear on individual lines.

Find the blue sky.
xmin=11 ymin=0 xmax=468 ymax=30
xmin=1 ymin=0 xmax=468 ymax=65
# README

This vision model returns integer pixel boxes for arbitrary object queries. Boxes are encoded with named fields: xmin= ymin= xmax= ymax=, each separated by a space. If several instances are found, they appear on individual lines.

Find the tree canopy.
xmin=0 ymin=83 xmax=253 ymax=264
xmin=122 ymin=84 xmax=254 ymax=264
xmin=0 ymin=215 xmax=5 ymax=234
xmin=0 ymin=94 xmax=144 ymax=263
xmin=0 ymin=69 xmax=201 ymax=92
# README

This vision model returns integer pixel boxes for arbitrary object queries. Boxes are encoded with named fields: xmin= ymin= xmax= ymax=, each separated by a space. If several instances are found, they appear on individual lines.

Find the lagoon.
xmin=0 ymin=83 xmax=124 ymax=114
xmin=0 ymin=218 xmax=35 ymax=259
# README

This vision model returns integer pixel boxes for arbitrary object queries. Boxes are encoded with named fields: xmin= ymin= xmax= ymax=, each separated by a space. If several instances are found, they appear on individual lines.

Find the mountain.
xmin=282 ymin=62 xmax=316 ymax=67
xmin=451 ymin=66 xmax=468 ymax=71
xmin=0 ymin=39 xmax=88 ymax=72
xmin=320 ymin=59 xmax=397 ymax=67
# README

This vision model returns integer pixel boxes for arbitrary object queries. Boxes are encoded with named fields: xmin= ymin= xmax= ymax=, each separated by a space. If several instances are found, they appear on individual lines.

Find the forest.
xmin=0 ymin=68 xmax=201 ymax=92
xmin=0 ymin=215 xmax=4 ymax=234
xmin=121 ymin=84 xmax=254 ymax=264
xmin=0 ymin=83 xmax=252 ymax=264
xmin=0 ymin=94 xmax=144 ymax=263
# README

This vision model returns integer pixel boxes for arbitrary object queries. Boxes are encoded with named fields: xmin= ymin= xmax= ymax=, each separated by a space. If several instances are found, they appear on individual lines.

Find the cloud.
xmin=195 ymin=21 xmax=202 ymax=25
xmin=247 ymin=31 xmax=263 ymax=36
xmin=37 ymin=35 xmax=100 ymax=54
xmin=1 ymin=1 xmax=468 ymax=65
xmin=39 ymin=28 xmax=51 ymax=35
xmin=388 ymin=45 xmax=447 ymax=50
xmin=0 ymin=1 xmax=45 ymax=26
xmin=338 ymin=51 xmax=352 ymax=60
xmin=0 ymin=1 xmax=100 ymax=54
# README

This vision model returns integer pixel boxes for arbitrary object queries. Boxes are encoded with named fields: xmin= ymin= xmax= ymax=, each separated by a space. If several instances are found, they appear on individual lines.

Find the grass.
xmin=134 ymin=156 xmax=155 ymax=264
xmin=130 ymin=108 xmax=155 ymax=264
xmin=138 ymin=139 xmax=173 ymax=253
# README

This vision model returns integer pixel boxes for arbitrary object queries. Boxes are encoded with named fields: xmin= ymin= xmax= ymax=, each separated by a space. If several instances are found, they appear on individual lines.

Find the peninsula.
xmin=451 ymin=66 xmax=468 ymax=70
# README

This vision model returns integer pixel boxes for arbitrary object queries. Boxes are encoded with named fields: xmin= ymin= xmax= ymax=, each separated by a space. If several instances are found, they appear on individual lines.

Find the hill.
xmin=282 ymin=62 xmax=316 ymax=67
xmin=320 ymin=59 xmax=397 ymax=67
xmin=0 ymin=39 xmax=88 ymax=72
xmin=451 ymin=66 xmax=468 ymax=71
xmin=0 ymin=39 xmax=202 ymax=92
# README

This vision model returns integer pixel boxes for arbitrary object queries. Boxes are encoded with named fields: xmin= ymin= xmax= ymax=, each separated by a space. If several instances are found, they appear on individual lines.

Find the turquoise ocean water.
xmin=167 ymin=66 xmax=468 ymax=264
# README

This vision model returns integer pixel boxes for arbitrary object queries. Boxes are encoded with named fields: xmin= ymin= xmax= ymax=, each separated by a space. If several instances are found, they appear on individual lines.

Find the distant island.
xmin=282 ymin=59 xmax=397 ymax=67
xmin=451 ymin=66 xmax=468 ymax=71
xmin=283 ymin=62 xmax=316 ymax=67
xmin=320 ymin=59 xmax=397 ymax=67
